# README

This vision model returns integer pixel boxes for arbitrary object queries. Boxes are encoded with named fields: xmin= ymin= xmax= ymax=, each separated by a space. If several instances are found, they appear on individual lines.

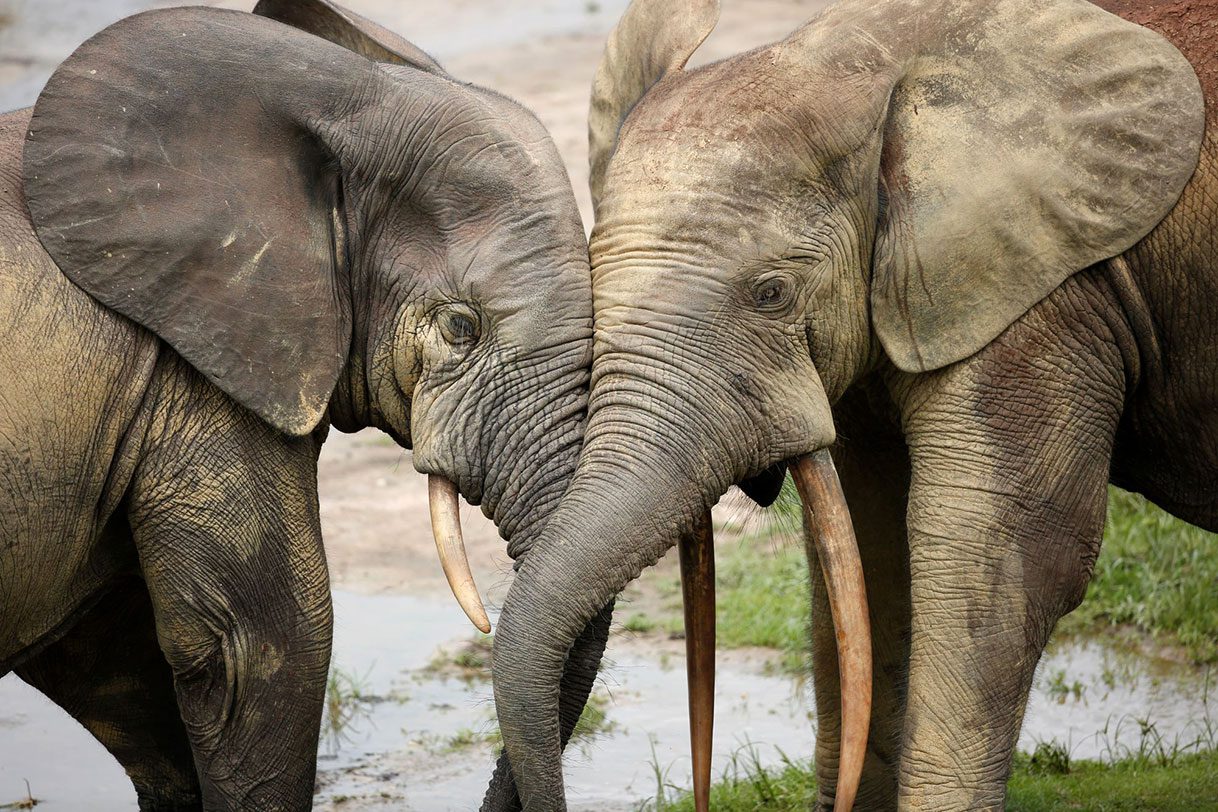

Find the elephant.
xmin=487 ymin=0 xmax=1215 ymax=809
xmin=0 ymin=1 xmax=602 ymax=808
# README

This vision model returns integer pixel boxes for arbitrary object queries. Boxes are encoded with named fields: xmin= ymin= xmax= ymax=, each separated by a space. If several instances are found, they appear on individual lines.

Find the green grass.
xmin=647 ymin=748 xmax=1218 ymax=812
xmin=651 ymin=539 xmax=811 ymax=675
xmin=423 ymin=634 xmax=495 ymax=682
xmin=320 ymin=665 xmax=373 ymax=755
xmin=1061 ymin=488 xmax=1218 ymax=663
xmin=623 ymin=613 xmax=660 ymax=634
xmin=1007 ymin=751 xmax=1218 ymax=810
xmin=696 ymin=483 xmax=1218 ymax=666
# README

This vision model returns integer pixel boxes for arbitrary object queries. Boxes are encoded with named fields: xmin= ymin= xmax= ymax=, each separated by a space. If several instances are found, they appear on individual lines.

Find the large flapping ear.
xmin=23 ymin=7 xmax=384 ymax=435
xmin=253 ymin=0 xmax=447 ymax=75
xmin=856 ymin=0 xmax=1207 ymax=372
xmin=588 ymin=0 xmax=719 ymax=210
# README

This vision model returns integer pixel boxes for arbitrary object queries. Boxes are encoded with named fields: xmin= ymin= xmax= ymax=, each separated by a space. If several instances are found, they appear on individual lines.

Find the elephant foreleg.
xmin=810 ymin=383 xmax=911 ymax=811
xmin=16 ymin=576 xmax=201 ymax=811
xmin=128 ymin=375 xmax=332 ymax=811
xmin=890 ymin=274 xmax=1126 ymax=811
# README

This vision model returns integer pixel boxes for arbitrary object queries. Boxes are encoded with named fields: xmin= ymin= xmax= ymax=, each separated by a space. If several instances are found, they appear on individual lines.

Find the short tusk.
xmin=791 ymin=450 xmax=871 ymax=812
xmin=679 ymin=510 xmax=716 ymax=812
xmin=427 ymin=475 xmax=492 ymax=634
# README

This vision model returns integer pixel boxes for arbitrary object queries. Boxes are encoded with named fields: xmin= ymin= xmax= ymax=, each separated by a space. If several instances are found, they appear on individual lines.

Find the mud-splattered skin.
xmin=489 ymin=0 xmax=1217 ymax=810
xmin=0 ymin=2 xmax=594 ymax=810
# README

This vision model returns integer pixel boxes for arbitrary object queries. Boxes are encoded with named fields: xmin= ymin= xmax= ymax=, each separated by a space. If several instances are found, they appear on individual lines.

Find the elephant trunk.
xmin=436 ymin=358 xmax=609 ymax=812
xmin=490 ymin=398 xmax=872 ymax=811
xmin=480 ymin=602 xmax=615 ymax=812
xmin=491 ymin=407 xmax=729 ymax=810
xmin=421 ymin=355 xmax=589 ymax=635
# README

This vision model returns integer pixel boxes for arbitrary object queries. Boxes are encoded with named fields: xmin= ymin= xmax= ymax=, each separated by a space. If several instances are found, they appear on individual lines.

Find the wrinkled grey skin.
xmin=490 ymin=0 xmax=1217 ymax=809
xmin=0 ymin=2 xmax=600 ymax=809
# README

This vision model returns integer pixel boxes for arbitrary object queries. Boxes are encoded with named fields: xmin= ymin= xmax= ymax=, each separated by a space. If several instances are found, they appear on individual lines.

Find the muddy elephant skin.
xmin=0 ymin=1 xmax=599 ymax=809
xmin=488 ymin=0 xmax=1217 ymax=809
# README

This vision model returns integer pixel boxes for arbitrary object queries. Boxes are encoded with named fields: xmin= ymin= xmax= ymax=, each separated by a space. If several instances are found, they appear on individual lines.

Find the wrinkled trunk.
xmin=490 ymin=397 xmax=871 ymax=811
xmin=464 ymin=363 xmax=611 ymax=811
xmin=492 ymin=419 xmax=728 ymax=810
xmin=424 ymin=355 xmax=589 ymax=633
xmin=480 ymin=602 xmax=614 ymax=811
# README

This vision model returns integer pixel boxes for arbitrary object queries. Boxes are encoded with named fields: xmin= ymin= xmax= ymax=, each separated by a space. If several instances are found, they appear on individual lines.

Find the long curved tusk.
xmin=791 ymin=450 xmax=871 ymax=812
xmin=678 ymin=510 xmax=716 ymax=812
xmin=427 ymin=474 xmax=492 ymax=634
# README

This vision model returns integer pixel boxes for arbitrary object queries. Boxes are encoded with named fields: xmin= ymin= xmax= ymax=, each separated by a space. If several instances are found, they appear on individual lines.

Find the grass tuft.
xmin=1022 ymin=740 xmax=1072 ymax=776
xmin=0 ymin=780 xmax=38 ymax=810
xmin=321 ymin=665 xmax=374 ymax=755
xmin=622 ymin=613 xmax=659 ymax=634
xmin=1061 ymin=488 xmax=1218 ymax=663
xmin=424 ymin=634 xmax=494 ymax=682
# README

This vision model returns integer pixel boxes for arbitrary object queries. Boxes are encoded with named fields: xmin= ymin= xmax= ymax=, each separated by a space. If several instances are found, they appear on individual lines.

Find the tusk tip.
xmin=426 ymin=473 xmax=493 ymax=635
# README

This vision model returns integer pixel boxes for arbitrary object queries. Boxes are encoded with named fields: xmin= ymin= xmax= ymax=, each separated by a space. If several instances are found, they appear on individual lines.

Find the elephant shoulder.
xmin=1 ymin=106 xmax=156 ymax=474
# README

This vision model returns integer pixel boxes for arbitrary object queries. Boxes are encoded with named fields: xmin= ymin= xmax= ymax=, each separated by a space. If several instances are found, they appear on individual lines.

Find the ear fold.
xmin=859 ymin=0 xmax=1205 ymax=372
xmin=253 ymin=0 xmax=447 ymax=75
xmin=588 ymin=0 xmax=719 ymax=210
xmin=23 ymin=7 xmax=383 ymax=435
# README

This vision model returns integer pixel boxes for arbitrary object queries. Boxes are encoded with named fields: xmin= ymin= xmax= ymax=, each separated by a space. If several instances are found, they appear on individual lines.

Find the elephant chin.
xmin=678 ymin=449 xmax=871 ymax=812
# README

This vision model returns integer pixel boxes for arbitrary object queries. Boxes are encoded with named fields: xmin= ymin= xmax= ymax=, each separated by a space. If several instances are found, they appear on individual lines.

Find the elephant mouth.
xmin=678 ymin=450 xmax=872 ymax=812
xmin=737 ymin=460 xmax=788 ymax=507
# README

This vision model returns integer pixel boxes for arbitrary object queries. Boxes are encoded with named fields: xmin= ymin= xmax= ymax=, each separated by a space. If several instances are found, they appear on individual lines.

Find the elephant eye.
xmin=439 ymin=306 xmax=480 ymax=348
xmin=753 ymin=273 xmax=795 ymax=313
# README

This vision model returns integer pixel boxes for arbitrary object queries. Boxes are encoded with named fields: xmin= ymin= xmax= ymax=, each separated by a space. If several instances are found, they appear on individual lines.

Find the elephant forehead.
xmin=590 ymin=235 xmax=734 ymax=333
xmin=590 ymin=179 xmax=799 ymax=284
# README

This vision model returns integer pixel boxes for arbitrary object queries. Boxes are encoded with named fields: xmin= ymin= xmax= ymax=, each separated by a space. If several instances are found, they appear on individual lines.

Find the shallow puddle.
xmin=1022 ymin=635 xmax=1214 ymax=760
xmin=2 ymin=588 xmax=1214 ymax=810
xmin=312 ymin=591 xmax=816 ymax=811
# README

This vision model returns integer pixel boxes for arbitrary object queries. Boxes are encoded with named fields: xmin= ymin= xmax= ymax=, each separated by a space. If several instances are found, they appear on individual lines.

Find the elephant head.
xmin=21 ymin=2 xmax=598 ymax=804
xmin=24 ymin=0 xmax=592 ymax=611
xmin=490 ymin=0 xmax=1203 ymax=808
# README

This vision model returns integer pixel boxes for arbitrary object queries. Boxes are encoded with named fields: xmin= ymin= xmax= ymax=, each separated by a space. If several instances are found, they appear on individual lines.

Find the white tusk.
xmin=427 ymin=475 xmax=492 ymax=634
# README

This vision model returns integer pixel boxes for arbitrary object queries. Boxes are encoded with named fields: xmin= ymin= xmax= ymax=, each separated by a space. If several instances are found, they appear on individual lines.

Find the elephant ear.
xmin=851 ymin=0 xmax=1206 ymax=372
xmin=588 ymin=0 xmax=719 ymax=210
xmin=253 ymin=0 xmax=447 ymax=75
xmin=23 ymin=7 xmax=380 ymax=435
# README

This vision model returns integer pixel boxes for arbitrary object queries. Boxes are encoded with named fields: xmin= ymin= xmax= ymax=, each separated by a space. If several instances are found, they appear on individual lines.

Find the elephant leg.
xmin=127 ymin=388 xmax=332 ymax=811
xmin=16 ymin=576 xmax=201 ymax=811
xmin=810 ymin=383 xmax=911 ymax=811
xmin=481 ymin=601 xmax=615 ymax=811
xmin=889 ymin=277 xmax=1126 ymax=810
